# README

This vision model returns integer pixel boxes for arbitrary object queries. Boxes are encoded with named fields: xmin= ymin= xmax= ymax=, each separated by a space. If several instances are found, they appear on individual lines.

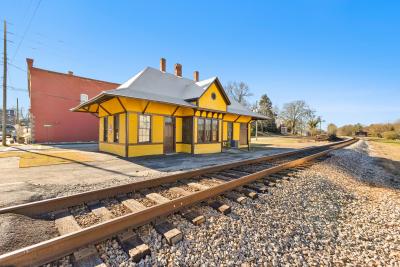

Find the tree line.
xmin=225 ymin=81 xmax=327 ymax=136
xmin=337 ymin=121 xmax=400 ymax=139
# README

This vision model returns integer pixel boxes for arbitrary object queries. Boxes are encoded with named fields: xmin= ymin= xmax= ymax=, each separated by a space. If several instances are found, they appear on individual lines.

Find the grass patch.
xmin=0 ymin=150 xmax=94 ymax=168
xmin=367 ymin=137 xmax=400 ymax=145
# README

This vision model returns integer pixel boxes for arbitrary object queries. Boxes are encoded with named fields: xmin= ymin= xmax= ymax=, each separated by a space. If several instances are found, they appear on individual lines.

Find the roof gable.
xmin=198 ymin=82 xmax=228 ymax=112
xmin=71 ymin=67 xmax=269 ymax=119
xmin=196 ymin=77 xmax=231 ymax=105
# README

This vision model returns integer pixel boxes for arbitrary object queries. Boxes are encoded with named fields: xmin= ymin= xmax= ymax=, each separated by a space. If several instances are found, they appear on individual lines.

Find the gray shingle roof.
xmin=72 ymin=67 xmax=268 ymax=119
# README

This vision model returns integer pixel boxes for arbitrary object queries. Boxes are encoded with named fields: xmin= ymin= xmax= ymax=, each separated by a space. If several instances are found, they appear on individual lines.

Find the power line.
xmin=7 ymin=85 xmax=81 ymax=102
xmin=11 ymin=0 xmax=42 ymax=62
xmin=7 ymin=62 xmax=26 ymax=73
xmin=8 ymin=86 xmax=28 ymax=92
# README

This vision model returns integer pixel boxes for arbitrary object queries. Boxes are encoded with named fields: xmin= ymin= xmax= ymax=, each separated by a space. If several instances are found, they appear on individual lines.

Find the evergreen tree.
xmin=258 ymin=94 xmax=277 ymax=132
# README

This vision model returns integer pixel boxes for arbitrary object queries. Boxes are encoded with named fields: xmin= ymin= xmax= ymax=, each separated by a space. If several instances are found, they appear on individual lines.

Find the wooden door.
xmin=240 ymin=123 xmax=248 ymax=145
xmin=164 ymin=117 xmax=175 ymax=153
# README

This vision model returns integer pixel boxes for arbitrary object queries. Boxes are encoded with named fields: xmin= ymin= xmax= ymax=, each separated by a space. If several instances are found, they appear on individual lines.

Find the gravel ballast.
xmin=2 ymin=140 xmax=399 ymax=266
xmin=109 ymin=140 xmax=400 ymax=266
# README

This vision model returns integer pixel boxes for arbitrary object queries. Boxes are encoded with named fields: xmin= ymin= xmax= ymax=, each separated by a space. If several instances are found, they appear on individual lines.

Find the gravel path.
xmin=121 ymin=140 xmax=399 ymax=266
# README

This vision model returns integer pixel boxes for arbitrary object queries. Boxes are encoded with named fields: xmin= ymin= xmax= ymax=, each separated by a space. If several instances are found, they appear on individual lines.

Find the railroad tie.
xmin=180 ymin=209 xmax=206 ymax=225
xmin=146 ymin=191 xmax=206 ymax=226
xmin=145 ymin=192 xmax=170 ymax=204
xmin=117 ymin=196 xmax=146 ymax=213
xmin=169 ymin=187 xmax=192 ymax=197
xmin=53 ymin=209 xmax=82 ymax=235
xmin=206 ymin=173 xmax=233 ymax=181
xmin=264 ymin=179 xmax=276 ymax=187
xmin=244 ymin=182 xmax=269 ymax=193
xmin=73 ymin=245 xmax=106 ymax=267
xmin=208 ymin=200 xmax=231 ymax=215
xmin=224 ymin=191 xmax=247 ymax=204
xmin=230 ymin=168 xmax=253 ymax=175
xmin=87 ymin=200 xmax=115 ymax=221
xmin=227 ymin=169 xmax=252 ymax=177
xmin=187 ymin=182 xmax=209 ymax=191
xmin=235 ymin=187 xmax=258 ymax=199
xmin=218 ymin=172 xmax=240 ymax=179
xmin=117 ymin=231 xmax=151 ymax=262
xmin=153 ymin=221 xmax=183 ymax=245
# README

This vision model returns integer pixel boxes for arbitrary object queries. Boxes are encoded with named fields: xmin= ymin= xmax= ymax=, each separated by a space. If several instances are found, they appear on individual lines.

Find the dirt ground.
xmin=367 ymin=139 xmax=400 ymax=177
xmin=0 ymin=213 xmax=59 ymax=254
xmin=0 ymin=136 xmax=328 ymax=208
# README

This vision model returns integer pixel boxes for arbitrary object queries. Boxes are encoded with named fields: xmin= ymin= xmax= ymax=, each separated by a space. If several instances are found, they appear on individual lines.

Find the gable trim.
xmin=198 ymin=78 xmax=231 ymax=105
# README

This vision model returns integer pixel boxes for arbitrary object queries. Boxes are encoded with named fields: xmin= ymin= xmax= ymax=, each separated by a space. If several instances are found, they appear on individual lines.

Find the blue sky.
xmin=1 ymin=0 xmax=399 ymax=128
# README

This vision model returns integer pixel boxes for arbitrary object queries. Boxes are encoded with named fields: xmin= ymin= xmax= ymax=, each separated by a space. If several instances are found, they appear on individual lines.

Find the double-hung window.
xmin=80 ymin=94 xmax=88 ymax=104
xmin=197 ymin=118 xmax=205 ymax=143
xmin=139 ymin=115 xmax=151 ymax=143
xmin=205 ymin=119 xmax=212 ymax=142
xmin=197 ymin=118 xmax=219 ymax=143
xmin=212 ymin=120 xmax=218 ymax=142
xmin=113 ymin=115 xmax=119 ymax=143
xmin=103 ymin=116 xmax=108 ymax=142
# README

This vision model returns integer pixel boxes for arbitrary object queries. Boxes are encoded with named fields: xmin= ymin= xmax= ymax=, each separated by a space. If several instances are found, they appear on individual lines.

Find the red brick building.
xmin=27 ymin=58 xmax=119 ymax=143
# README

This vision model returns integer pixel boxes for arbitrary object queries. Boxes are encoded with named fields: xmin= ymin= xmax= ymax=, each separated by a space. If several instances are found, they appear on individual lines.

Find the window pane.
xmin=212 ymin=120 xmax=218 ymax=142
xmin=205 ymin=119 xmax=211 ymax=142
xmin=182 ymin=117 xmax=193 ymax=144
xmin=139 ymin=115 xmax=151 ymax=143
xmin=103 ymin=117 xmax=108 ymax=142
xmin=80 ymin=94 xmax=88 ymax=104
xmin=114 ymin=115 xmax=119 ymax=142
xmin=197 ymin=118 xmax=204 ymax=143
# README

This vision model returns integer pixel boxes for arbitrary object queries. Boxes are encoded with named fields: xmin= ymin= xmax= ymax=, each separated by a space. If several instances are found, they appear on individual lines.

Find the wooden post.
xmin=2 ymin=20 xmax=7 ymax=146
xmin=255 ymin=120 xmax=258 ymax=141
xmin=125 ymin=112 xmax=129 ymax=157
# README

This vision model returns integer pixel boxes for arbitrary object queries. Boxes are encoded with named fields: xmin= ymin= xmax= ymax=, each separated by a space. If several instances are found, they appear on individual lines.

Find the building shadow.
xmin=11 ymin=146 xmax=133 ymax=178
xmin=122 ymin=147 xmax=293 ymax=172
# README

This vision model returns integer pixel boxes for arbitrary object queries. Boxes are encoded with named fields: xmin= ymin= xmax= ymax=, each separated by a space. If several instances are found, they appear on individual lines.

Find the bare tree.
xmin=225 ymin=81 xmax=253 ymax=106
xmin=327 ymin=123 xmax=337 ymax=137
xmin=279 ymin=100 xmax=314 ymax=134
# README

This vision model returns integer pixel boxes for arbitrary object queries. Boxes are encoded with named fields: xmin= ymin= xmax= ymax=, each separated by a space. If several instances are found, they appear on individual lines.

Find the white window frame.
xmin=80 ymin=93 xmax=89 ymax=104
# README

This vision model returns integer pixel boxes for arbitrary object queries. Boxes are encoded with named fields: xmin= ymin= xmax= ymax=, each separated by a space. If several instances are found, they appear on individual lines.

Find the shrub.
xmin=382 ymin=131 xmax=399 ymax=140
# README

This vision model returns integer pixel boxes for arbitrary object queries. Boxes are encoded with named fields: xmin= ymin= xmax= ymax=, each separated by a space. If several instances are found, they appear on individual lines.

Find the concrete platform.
xmin=0 ymin=137 xmax=327 ymax=208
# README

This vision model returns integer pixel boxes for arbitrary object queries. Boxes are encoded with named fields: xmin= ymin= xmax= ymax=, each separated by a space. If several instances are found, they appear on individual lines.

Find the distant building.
xmin=280 ymin=125 xmax=288 ymax=135
xmin=355 ymin=130 xmax=368 ymax=137
xmin=27 ymin=58 xmax=119 ymax=143
xmin=0 ymin=108 xmax=17 ymax=125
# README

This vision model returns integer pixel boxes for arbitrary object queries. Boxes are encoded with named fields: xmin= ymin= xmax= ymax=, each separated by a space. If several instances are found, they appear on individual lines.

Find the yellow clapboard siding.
xmin=99 ymin=143 xmax=125 ymax=157
xmin=194 ymin=143 xmax=221 ymax=154
xmin=176 ymin=117 xmax=182 ymax=143
xmin=119 ymin=113 xmax=126 ymax=144
xmin=128 ymin=113 xmax=138 ymax=144
xmin=176 ymin=143 xmax=191 ymax=153
xmin=223 ymin=121 xmax=228 ymax=141
xmin=152 ymin=115 xmax=164 ymax=143
xmin=198 ymin=83 xmax=227 ymax=112
xmin=128 ymin=144 xmax=163 ymax=157
xmin=233 ymin=122 xmax=240 ymax=141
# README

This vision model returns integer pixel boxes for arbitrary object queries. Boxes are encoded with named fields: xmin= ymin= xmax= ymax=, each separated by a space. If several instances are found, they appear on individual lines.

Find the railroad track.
xmin=0 ymin=138 xmax=357 ymax=266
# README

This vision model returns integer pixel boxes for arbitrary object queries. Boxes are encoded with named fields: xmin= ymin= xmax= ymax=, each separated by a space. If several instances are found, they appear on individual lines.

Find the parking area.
xmin=0 ymin=136 xmax=327 ymax=208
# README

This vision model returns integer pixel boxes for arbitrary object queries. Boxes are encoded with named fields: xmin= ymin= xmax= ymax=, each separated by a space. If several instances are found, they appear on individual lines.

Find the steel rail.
xmin=0 ymin=138 xmax=356 ymax=266
xmin=0 ymin=139 xmax=353 ymax=217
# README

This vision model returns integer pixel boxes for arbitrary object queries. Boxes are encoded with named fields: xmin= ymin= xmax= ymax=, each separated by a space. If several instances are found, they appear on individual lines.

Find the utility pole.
xmin=2 ymin=20 xmax=7 ymax=146
xmin=16 ymin=97 xmax=19 ymax=142
xmin=16 ymin=98 xmax=19 ymax=124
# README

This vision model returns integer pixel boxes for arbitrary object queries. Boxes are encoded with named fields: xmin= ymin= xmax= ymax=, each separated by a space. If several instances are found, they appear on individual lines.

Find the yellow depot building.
xmin=72 ymin=59 xmax=267 ymax=157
